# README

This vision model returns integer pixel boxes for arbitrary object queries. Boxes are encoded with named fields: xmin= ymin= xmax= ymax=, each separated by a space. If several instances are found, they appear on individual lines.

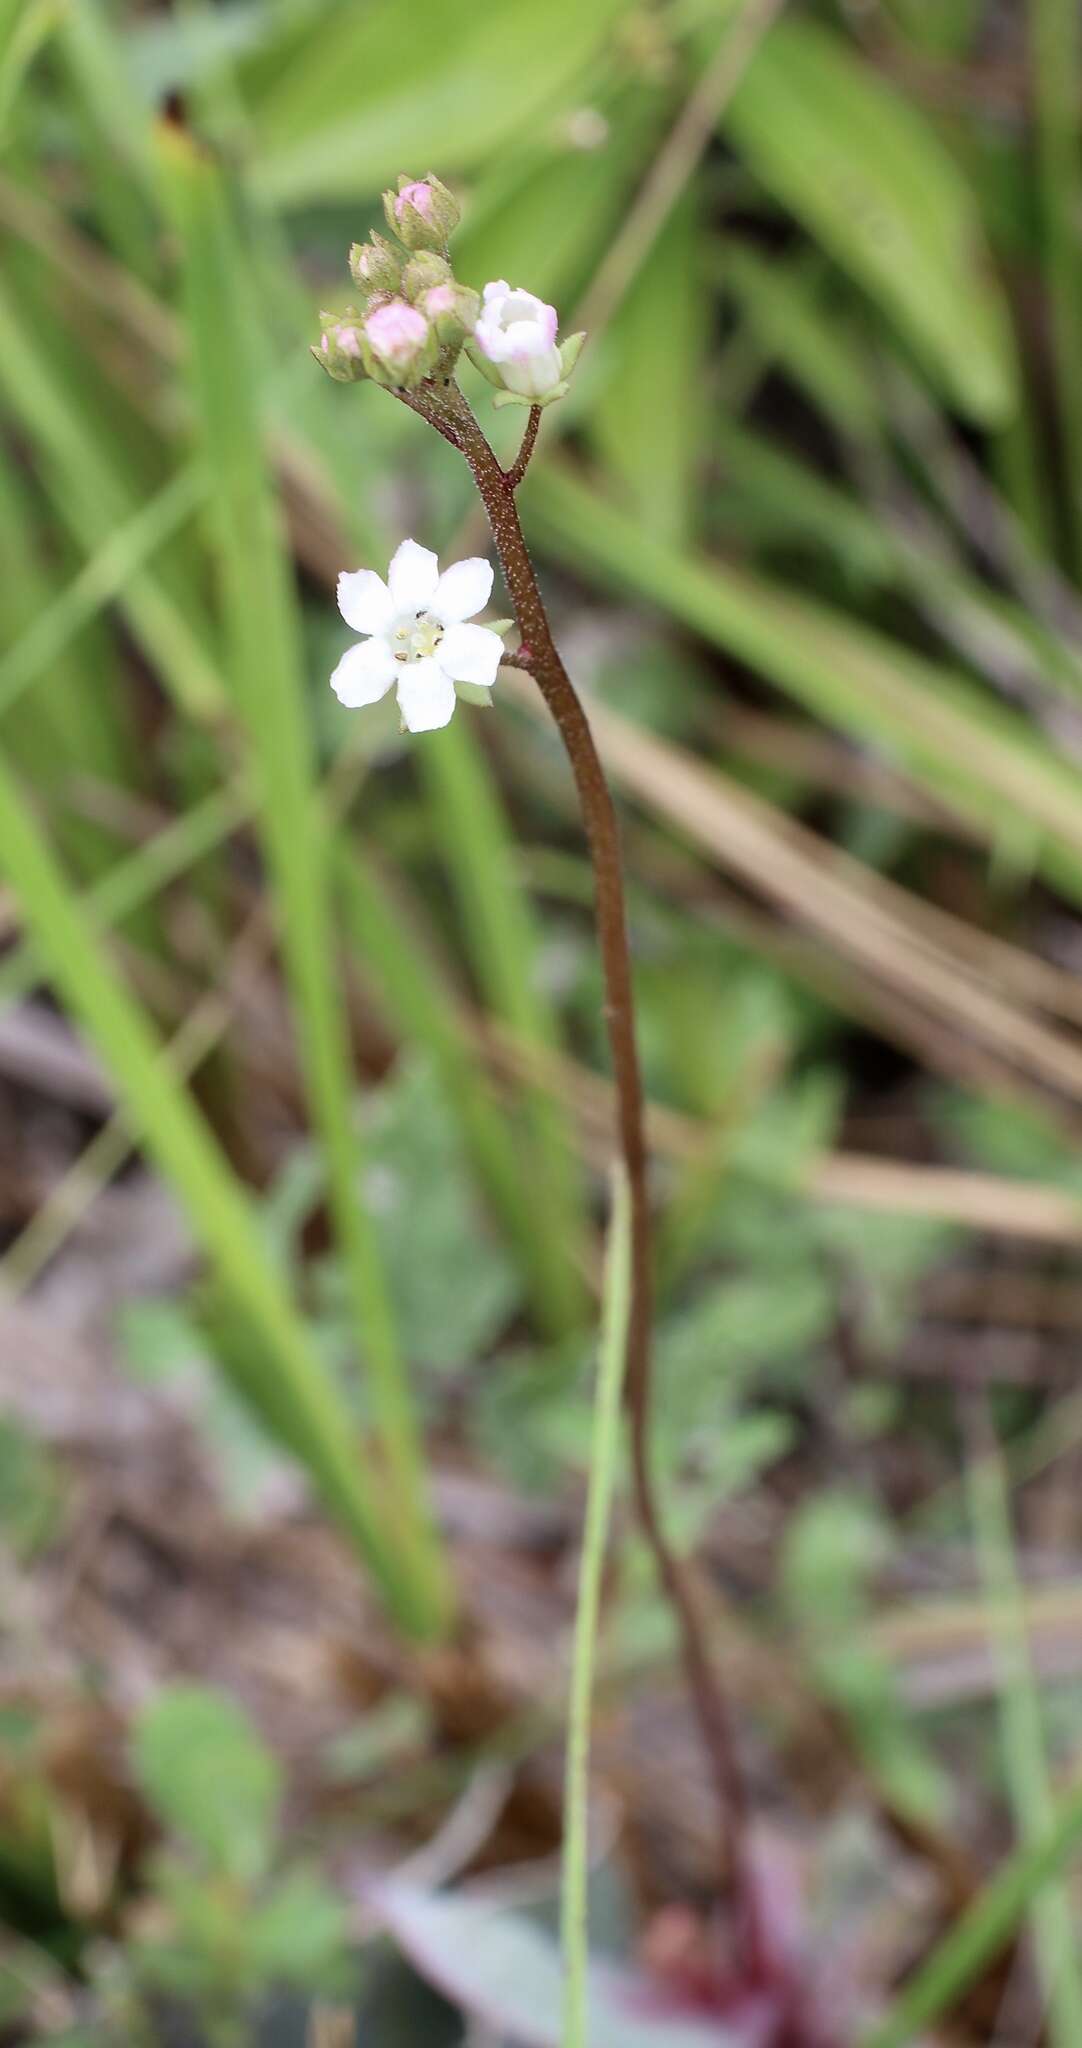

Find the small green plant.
xmin=102 ymin=1685 xmax=354 ymax=2047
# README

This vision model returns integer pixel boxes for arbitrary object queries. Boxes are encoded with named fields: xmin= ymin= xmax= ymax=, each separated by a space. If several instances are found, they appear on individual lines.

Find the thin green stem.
xmin=561 ymin=1165 xmax=632 ymax=2048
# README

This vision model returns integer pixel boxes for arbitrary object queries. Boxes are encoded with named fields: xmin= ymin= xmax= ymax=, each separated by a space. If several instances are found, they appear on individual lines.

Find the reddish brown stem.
xmin=402 ymin=375 xmax=768 ymax=1978
xmin=503 ymin=403 xmax=542 ymax=489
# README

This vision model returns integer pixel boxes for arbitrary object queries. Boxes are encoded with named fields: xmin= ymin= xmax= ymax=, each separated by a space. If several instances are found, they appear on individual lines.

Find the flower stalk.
xmin=401 ymin=373 xmax=767 ymax=1975
xmin=317 ymin=183 xmax=769 ymax=1979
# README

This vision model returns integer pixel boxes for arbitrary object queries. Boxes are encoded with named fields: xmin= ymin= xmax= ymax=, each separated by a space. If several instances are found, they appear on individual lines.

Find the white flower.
xmin=330 ymin=540 xmax=503 ymax=733
xmin=473 ymin=280 xmax=563 ymax=399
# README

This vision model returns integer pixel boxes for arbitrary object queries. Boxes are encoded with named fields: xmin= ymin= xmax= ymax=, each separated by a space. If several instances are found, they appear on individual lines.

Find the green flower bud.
xmin=312 ymin=312 xmax=367 ymax=383
xmin=401 ymin=251 xmax=453 ymax=303
xmin=383 ymin=173 xmax=460 ymax=253
xmin=349 ymin=231 xmax=402 ymax=300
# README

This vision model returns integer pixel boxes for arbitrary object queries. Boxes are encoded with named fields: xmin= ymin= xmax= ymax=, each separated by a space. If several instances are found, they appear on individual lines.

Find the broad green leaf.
xmin=454 ymin=85 xmax=663 ymax=310
xmin=592 ymin=191 xmax=704 ymax=548
xmin=725 ymin=18 xmax=1017 ymax=424
xmin=0 ymin=0 xmax=62 ymax=141
xmin=132 ymin=1685 xmax=280 ymax=1882
xmin=720 ymin=245 xmax=879 ymax=442
xmin=247 ymin=0 xmax=635 ymax=208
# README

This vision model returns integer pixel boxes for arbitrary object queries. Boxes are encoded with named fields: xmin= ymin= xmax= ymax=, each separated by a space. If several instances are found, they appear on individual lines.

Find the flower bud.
xmin=468 ymin=280 xmax=584 ymax=409
xmin=401 ymin=251 xmax=453 ymax=303
xmin=349 ymin=231 xmax=402 ymax=300
xmin=312 ymin=314 xmax=367 ymax=383
xmin=383 ymin=173 xmax=460 ymax=253
xmin=360 ymin=297 xmax=437 ymax=388
xmin=421 ymin=279 xmax=481 ymax=348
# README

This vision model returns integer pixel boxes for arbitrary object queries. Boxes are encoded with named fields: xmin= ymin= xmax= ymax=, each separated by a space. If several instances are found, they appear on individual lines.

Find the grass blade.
xmin=1030 ymin=0 xmax=1082 ymax=572
xmin=421 ymin=721 xmax=587 ymax=1335
xmin=0 ymin=750 xmax=436 ymax=1638
xmin=725 ymin=16 xmax=1016 ymax=425
xmin=336 ymin=842 xmax=578 ymax=1340
xmin=161 ymin=122 xmax=451 ymax=1633
xmin=965 ymin=1410 xmax=1082 ymax=2048
xmin=860 ymin=1775 xmax=1082 ymax=2048
xmin=526 ymin=463 xmax=1082 ymax=905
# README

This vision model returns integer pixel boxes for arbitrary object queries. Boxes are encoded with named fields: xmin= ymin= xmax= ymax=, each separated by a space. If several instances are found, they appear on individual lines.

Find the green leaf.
xmin=0 ymin=749 xmax=433 ymax=1634
xmin=725 ymin=18 xmax=1017 ymax=424
xmin=592 ymin=191 xmax=704 ymax=548
xmin=0 ymin=1419 xmax=59 ymax=1561
xmin=719 ymin=245 xmax=880 ymax=442
xmin=328 ymin=1059 xmax=520 ymax=1377
xmin=161 ymin=122 xmax=450 ymax=1635
xmin=525 ymin=463 xmax=1082 ymax=910
xmin=247 ymin=0 xmax=635 ymax=208
xmin=246 ymin=1868 xmax=352 ymax=1990
xmin=132 ymin=1685 xmax=280 ymax=1883
xmin=379 ymin=1883 xmax=755 ymax=2048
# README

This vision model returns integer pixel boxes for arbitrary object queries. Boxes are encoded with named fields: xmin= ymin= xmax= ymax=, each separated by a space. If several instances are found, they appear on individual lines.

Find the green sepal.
xmin=401 ymin=251 xmax=452 ymax=303
xmin=464 ymin=340 xmax=506 ymax=389
xmin=492 ymin=381 xmax=569 ymax=410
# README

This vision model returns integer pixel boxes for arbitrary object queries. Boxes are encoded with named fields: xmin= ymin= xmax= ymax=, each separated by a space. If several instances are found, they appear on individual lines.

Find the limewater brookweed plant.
xmin=314 ymin=169 xmax=781 ymax=2018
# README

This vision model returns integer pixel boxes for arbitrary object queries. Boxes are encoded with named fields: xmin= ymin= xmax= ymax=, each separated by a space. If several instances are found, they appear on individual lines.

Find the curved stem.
xmin=504 ymin=403 xmax=542 ymax=490
xmin=402 ymin=375 xmax=766 ymax=1974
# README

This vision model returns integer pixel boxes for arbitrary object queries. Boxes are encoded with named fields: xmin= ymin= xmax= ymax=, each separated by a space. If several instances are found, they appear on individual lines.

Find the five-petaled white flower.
xmin=331 ymin=540 xmax=503 ymax=733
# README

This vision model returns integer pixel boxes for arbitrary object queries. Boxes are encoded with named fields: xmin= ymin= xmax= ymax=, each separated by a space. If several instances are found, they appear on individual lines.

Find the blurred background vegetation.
xmin=5 ymin=0 xmax=1082 ymax=2040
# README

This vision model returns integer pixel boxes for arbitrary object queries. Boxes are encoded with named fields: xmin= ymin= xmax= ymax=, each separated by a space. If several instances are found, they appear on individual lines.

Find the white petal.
xmin=388 ymin=539 xmax=439 ymax=613
xmin=436 ymin=623 xmax=503 ymax=687
xmin=432 ymin=557 xmax=493 ymax=624
xmin=330 ymin=637 xmax=396 ymax=708
xmin=337 ymin=569 xmax=393 ymax=636
xmin=396 ymin=655 xmax=457 ymax=733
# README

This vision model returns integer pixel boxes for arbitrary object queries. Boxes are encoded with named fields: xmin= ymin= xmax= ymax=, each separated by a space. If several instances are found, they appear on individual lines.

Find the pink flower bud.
xmin=366 ymin=299 xmax=427 ymax=359
xmin=382 ymin=172 xmax=460 ymax=252
xmin=396 ymin=179 xmax=434 ymax=223
xmin=315 ymin=318 xmax=367 ymax=381
xmin=362 ymin=297 xmax=436 ymax=387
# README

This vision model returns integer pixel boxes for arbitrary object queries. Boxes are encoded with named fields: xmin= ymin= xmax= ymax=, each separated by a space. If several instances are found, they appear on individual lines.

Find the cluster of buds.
xmin=313 ymin=172 xmax=584 ymax=410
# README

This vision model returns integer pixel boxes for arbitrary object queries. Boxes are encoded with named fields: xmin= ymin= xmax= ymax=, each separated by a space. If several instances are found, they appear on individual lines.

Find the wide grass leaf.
xmin=725 ymin=18 xmax=1017 ymax=424
xmin=247 ymin=0 xmax=635 ymax=207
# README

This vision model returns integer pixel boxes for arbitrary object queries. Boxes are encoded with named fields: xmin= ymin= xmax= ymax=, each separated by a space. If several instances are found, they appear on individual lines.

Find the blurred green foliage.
xmin=5 ymin=0 xmax=1082 ymax=2035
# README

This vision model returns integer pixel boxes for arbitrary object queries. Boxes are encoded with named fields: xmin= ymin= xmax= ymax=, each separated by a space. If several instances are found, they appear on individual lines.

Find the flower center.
xmin=499 ymin=294 xmax=537 ymax=330
xmin=394 ymin=610 xmax=444 ymax=664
